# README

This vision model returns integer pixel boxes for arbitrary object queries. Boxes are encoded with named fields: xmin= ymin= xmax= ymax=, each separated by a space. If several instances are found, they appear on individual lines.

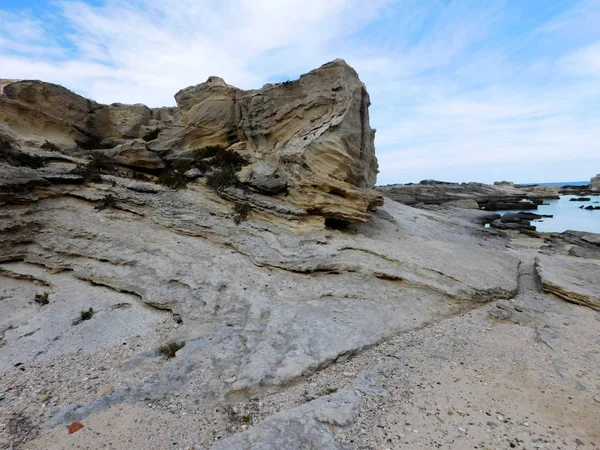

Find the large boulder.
xmin=529 ymin=184 xmax=559 ymax=198
xmin=103 ymin=139 xmax=165 ymax=170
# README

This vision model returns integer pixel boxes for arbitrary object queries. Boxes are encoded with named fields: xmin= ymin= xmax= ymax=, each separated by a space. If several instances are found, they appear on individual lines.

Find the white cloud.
xmin=563 ymin=41 xmax=600 ymax=77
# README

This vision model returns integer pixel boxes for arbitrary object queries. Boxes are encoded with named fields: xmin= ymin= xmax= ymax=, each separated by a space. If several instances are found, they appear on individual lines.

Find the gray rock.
xmin=238 ymin=161 xmax=288 ymax=194
xmin=536 ymin=255 xmax=600 ymax=310
xmin=184 ymin=168 xmax=202 ymax=179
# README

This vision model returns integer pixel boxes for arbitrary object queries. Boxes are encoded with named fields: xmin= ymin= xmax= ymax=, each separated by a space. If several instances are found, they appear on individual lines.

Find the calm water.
xmin=498 ymin=195 xmax=600 ymax=234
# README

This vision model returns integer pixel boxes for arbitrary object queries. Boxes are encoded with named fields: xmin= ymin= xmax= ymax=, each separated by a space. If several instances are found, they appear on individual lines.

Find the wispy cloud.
xmin=0 ymin=0 xmax=599 ymax=183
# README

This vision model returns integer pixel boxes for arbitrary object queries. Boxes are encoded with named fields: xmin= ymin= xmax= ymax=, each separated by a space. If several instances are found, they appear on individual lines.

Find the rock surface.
xmin=536 ymin=255 xmax=600 ymax=310
xmin=378 ymin=180 xmax=558 ymax=210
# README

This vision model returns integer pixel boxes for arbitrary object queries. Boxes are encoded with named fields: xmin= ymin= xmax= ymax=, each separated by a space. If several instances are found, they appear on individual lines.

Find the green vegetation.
xmin=158 ymin=341 xmax=185 ymax=359
xmin=325 ymin=387 xmax=338 ymax=395
xmin=193 ymin=147 xmax=248 ymax=189
xmin=75 ymin=134 xmax=115 ymax=150
xmin=131 ymin=171 xmax=151 ymax=181
xmin=206 ymin=166 xmax=239 ymax=191
xmin=41 ymin=141 xmax=61 ymax=152
xmin=232 ymin=203 xmax=251 ymax=225
xmin=192 ymin=145 xmax=222 ymax=161
xmin=80 ymin=307 xmax=94 ymax=321
xmin=75 ymin=153 xmax=116 ymax=182
xmin=95 ymin=194 xmax=117 ymax=211
xmin=157 ymin=168 xmax=188 ymax=189
xmin=34 ymin=292 xmax=50 ymax=306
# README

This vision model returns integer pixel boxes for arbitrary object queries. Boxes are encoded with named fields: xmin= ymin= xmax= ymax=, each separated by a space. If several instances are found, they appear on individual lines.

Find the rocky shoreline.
xmin=378 ymin=178 xmax=599 ymax=233
xmin=1 ymin=62 xmax=599 ymax=450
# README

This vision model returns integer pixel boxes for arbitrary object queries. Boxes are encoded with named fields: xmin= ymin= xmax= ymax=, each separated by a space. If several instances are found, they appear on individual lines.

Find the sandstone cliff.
xmin=0 ymin=60 xmax=381 ymax=223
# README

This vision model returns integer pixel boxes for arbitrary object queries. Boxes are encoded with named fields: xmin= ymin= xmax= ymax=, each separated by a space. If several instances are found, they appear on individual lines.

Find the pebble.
xmin=96 ymin=385 xmax=114 ymax=399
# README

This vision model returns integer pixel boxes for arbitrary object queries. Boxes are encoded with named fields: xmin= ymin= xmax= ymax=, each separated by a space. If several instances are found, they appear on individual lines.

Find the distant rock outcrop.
xmin=377 ymin=180 xmax=559 ymax=211
xmin=591 ymin=174 xmax=600 ymax=192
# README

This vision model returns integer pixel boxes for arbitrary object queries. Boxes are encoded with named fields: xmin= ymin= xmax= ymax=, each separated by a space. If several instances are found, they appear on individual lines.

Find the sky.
xmin=1 ymin=0 xmax=599 ymax=185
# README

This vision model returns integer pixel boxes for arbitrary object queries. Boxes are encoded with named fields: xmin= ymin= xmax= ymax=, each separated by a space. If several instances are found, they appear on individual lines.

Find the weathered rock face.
xmin=156 ymin=60 xmax=381 ymax=222
xmin=0 ymin=79 xmax=175 ymax=147
xmin=591 ymin=174 xmax=600 ymax=192
xmin=0 ymin=60 xmax=381 ymax=223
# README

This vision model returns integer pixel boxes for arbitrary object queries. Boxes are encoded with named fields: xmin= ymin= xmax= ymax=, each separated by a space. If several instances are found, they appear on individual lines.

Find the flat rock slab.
xmin=536 ymin=255 xmax=600 ymax=310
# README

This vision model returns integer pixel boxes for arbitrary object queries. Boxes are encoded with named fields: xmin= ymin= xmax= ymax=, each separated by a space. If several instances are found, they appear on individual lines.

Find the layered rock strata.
xmin=0 ymin=59 xmax=381 ymax=223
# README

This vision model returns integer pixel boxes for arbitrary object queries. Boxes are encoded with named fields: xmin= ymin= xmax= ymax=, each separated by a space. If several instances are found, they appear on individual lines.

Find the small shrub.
xmin=75 ymin=135 xmax=115 ymax=150
xmin=192 ymin=145 xmax=222 ymax=161
xmin=0 ymin=147 xmax=44 ymax=168
xmin=242 ymin=415 xmax=252 ymax=425
xmin=142 ymin=128 xmax=160 ymax=142
xmin=157 ymin=169 xmax=188 ymax=189
xmin=194 ymin=148 xmax=248 ymax=173
xmin=131 ymin=171 xmax=151 ymax=181
xmin=325 ymin=387 xmax=338 ymax=395
xmin=232 ymin=203 xmax=251 ymax=225
xmin=34 ymin=292 xmax=50 ymax=305
xmin=206 ymin=166 xmax=239 ymax=191
xmin=210 ymin=149 xmax=248 ymax=170
xmin=75 ymin=153 xmax=116 ymax=182
xmin=41 ymin=141 xmax=61 ymax=152
xmin=95 ymin=194 xmax=117 ymax=211
xmin=158 ymin=341 xmax=185 ymax=359
xmin=80 ymin=307 xmax=94 ymax=321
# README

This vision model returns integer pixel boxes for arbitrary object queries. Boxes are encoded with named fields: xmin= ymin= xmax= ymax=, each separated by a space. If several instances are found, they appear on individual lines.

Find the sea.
xmin=503 ymin=181 xmax=600 ymax=234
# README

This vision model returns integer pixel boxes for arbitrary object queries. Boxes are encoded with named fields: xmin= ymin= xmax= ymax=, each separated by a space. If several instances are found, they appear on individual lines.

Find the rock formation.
xmin=0 ymin=59 xmax=381 ymax=223
xmin=591 ymin=174 xmax=600 ymax=192
xmin=377 ymin=180 xmax=558 ymax=211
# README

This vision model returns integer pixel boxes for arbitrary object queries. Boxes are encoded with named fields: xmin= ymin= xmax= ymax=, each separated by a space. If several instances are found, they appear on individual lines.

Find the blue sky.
xmin=1 ymin=0 xmax=599 ymax=184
